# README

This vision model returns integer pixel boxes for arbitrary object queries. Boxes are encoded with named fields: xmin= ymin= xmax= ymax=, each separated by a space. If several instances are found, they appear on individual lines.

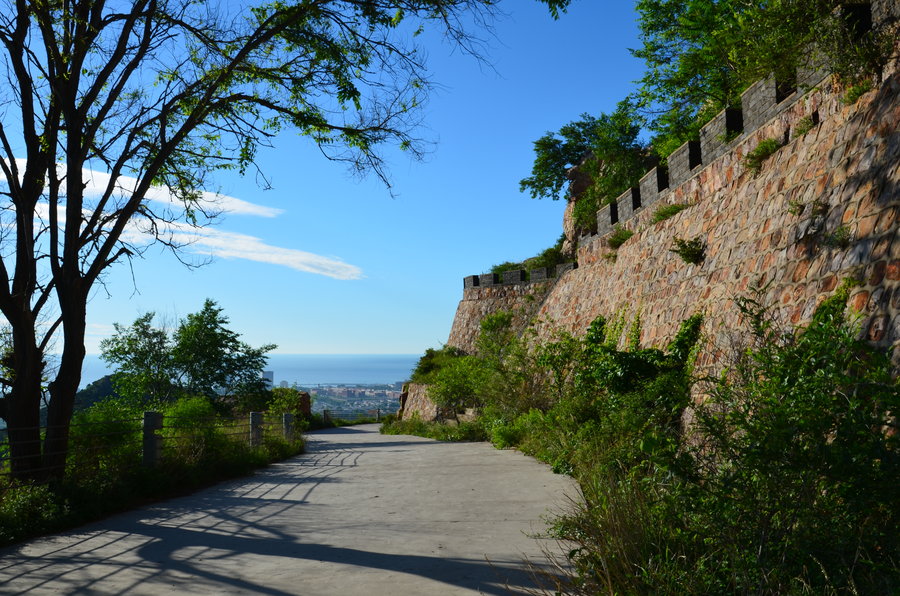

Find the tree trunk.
xmin=5 ymin=343 xmax=45 ymax=480
xmin=42 ymin=305 xmax=87 ymax=481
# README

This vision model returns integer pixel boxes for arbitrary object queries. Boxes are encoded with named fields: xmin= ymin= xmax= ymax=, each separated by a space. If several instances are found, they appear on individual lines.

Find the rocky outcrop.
xmin=399 ymin=383 xmax=439 ymax=421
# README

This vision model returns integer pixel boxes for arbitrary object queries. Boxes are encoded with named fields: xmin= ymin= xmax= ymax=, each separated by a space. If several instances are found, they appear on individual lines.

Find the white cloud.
xmin=2 ymin=158 xmax=283 ymax=217
xmin=12 ymin=162 xmax=362 ymax=280
xmin=169 ymin=225 xmax=364 ymax=280
xmin=79 ymin=168 xmax=284 ymax=218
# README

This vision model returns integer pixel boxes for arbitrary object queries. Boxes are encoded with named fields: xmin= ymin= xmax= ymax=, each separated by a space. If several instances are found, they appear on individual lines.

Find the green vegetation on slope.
xmin=383 ymin=283 xmax=900 ymax=593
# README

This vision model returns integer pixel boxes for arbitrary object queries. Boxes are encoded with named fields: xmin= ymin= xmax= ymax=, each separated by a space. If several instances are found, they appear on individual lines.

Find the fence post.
xmin=323 ymin=409 xmax=332 ymax=425
xmin=376 ymin=409 xmax=381 ymax=421
xmin=282 ymin=413 xmax=294 ymax=443
xmin=142 ymin=411 xmax=163 ymax=467
xmin=250 ymin=412 xmax=262 ymax=447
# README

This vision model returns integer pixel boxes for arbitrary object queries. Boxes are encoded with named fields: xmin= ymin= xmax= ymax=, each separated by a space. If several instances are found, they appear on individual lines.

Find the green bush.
xmin=536 ymin=284 xmax=900 ymax=594
xmin=744 ymin=137 xmax=781 ymax=175
xmin=794 ymin=115 xmax=816 ymax=137
xmin=670 ymin=236 xmax=705 ymax=264
xmin=427 ymin=355 xmax=490 ymax=418
xmin=651 ymin=203 xmax=689 ymax=224
xmin=410 ymin=345 xmax=466 ymax=383
xmin=0 ymin=394 xmax=305 ymax=547
xmin=489 ymin=234 xmax=571 ymax=277
xmin=0 ymin=483 xmax=65 ymax=545
xmin=824 ymin=225 xmax=853 ymax=249
xmin=380 ymin=415 xmax=487 ymax=442
xmin=606 ymin=225 xmax=634 ymax=249
xmin=843 ymin=79 xmax=873 ymax=104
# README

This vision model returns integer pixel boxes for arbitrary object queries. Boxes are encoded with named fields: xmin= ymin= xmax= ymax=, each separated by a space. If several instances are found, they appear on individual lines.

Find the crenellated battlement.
xmin=442 ymin=0 xmax=900 ymax=360
xmin=462 ymin=262 xmax=578 ymax=290
xmin=595 ymin=63 xmax=832 ymax=242
xmin=589 ymin=0 xmax=898 ymax=246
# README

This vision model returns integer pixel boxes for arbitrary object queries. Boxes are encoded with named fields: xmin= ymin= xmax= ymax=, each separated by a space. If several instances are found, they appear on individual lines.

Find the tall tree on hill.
xmin=0 ymin=0 xmax=571 ymax=480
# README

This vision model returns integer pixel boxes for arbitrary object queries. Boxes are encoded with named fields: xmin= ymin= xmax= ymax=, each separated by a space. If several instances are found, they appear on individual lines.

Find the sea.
xmin=79 ymin=353 xmax=419 ymax=389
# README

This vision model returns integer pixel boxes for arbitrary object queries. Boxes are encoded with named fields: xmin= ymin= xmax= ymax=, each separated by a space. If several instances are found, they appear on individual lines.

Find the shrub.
xmin=606 ymin=225 xmax=634 ymax=249
xmin=824 ymin=225 xmax=853 ymax=249
xmin=651 ymin=203 xmax=689 ymax=223
xmin=0 ymin=483 xmax=65 ymax=545
xmin=410 ymin=345 xmax=465 ymax=383
xmin=670 ymin=236 xmax=705 ymax=264
xmin=380 ymin=415 xmax=487 ymax=442
xmin=843 ymin=79 xmax=873 ymax=104
xmin=427 ymin=355 xmax=490 ymax=419
xmin=490 ymin=234 xmax=571 ymax=277
xmin=540 ymin=284 xmax=900 ymax=594
xmin=744 ymin=137 xmax=781 ymax=175
xmin=793 ymin=115 xmax=815 ymax=137
xmin=0 ymin=394 xmax=305 ymax=547
xmin=489 ymin=261 xmax=524 ymax=276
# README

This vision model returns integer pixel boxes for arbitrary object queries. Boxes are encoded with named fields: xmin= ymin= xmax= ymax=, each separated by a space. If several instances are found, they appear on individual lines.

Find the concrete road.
xmin=0 ymin=424 xmax=576 ymax=595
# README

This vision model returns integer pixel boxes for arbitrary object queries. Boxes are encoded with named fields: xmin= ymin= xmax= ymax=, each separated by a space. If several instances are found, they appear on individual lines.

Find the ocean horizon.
xmin=80 ymin=353 xmax=420 ymax=389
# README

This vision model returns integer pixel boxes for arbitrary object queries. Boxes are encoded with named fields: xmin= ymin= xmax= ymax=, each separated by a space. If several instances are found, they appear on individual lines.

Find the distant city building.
xmin=279 ymin=380 xmax=289 ymax=388
xmin=262 ymin=370 xmax=274 ymax=387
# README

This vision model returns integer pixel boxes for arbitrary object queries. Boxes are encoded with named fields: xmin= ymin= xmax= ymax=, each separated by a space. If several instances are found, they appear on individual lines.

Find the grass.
xmin=380 ymin=416 xmax=488 ymax=442
xmin=824 ymin=225 xmax=853 ymax=249
xmin=842 ymin=79 xmax=873 ymax=105
xmin=652 ymin=203 xmax=690 ymax=224
xmin=606 ymin=225 xmax=634 ymax=250
xmin=744 ymin=137 xmax=781 ymax=176
xmin=794 ymin=115 xmax=815 ymax=137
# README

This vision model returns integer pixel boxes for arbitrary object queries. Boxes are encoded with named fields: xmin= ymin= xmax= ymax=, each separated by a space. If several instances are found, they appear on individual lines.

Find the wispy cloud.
xmin=2 ymin=158 xmax=283 ymax=217
xmin=79 ymin=167 xmax=285 ymax=218
xmin=168 ymin=225 xmax=364 ymax=280
xmin=10 ymin=162 xmax=362 ymax=280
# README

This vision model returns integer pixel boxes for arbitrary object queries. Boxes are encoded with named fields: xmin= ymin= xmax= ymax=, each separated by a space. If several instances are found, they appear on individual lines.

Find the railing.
xmin=0 ymin=411 xmax=299 ymax=482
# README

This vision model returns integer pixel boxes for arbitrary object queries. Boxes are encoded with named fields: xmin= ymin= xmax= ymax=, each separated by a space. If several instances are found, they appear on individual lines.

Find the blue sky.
xmin=81 ymin=1 xmax=644 ymax=356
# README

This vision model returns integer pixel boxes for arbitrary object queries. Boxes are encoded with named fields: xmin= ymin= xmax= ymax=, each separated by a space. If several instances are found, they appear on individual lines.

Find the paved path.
xmin=0 ymin=424 xmax=575 ymax=595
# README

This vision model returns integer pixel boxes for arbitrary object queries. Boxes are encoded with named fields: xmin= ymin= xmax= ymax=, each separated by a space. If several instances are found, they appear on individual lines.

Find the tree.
xmin=171 ymin=299 xmax=274 ymax=401
xmin=0 ymin=0 xmax=571 ymax=480
xmin=520 ymin=102 xmax=647 ymax=232
xmin=102 ymin=299 xmax=274 ymax=406
xmin=630 ymin=0 xmax=893 ymax=157
xmin=100 ymin=312 xmax=174 ymax=403
xmin=630 ymin=0 xmax=749 ymax=157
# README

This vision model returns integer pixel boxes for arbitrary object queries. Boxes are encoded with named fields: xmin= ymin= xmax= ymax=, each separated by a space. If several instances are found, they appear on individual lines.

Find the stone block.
xmin=502 ymin=269 xmax=527 ymax=285
xmin=479 ymin=273 xmax=499 ymax=287
xmin=463 ymin=275 xmax=480 ymax=289
xmin=597 ymin=204 xmax=615 ymax=238
xmin=700 ymin=107 xmax=743 ymax=164
xmin=639 ymin=166 xmax=669 ymax=212
xmin=556 ymin=262 xmax=577 ymax=276
xmin=668 ymin=140 xmax=702 ymax=188
xmin=530 ymin=267 xmax=549 ymax=281
xmin=741 ymin=75 xmax=797 ymax=132
xmin=872 ymin=0 xmax=900 ymax=25
xmin=616 ymin=187 xmax=642 ymax=222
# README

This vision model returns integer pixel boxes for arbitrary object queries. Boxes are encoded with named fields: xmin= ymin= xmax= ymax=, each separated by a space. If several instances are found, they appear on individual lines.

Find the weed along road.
xmin=0 ymin=424 xmax=575 ymax=595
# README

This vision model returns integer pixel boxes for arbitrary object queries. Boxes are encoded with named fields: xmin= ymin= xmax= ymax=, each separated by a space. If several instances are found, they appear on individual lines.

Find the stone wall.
xmin=535 ymin=72 xmax=900 ymax=365
xmin=447 ymin=278 xmax=559 ymax=354
xmin=444 ymin=3 xmax=900 ymax=362
xmin=404 ymin=3 xmax=900 ymax=422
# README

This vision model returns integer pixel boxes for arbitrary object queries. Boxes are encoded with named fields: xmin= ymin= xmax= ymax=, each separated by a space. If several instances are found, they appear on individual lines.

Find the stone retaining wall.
xmin=534 ymin=72 xmax=900 ymax=365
